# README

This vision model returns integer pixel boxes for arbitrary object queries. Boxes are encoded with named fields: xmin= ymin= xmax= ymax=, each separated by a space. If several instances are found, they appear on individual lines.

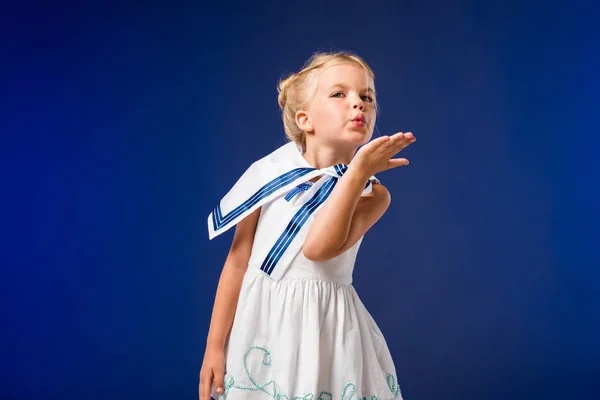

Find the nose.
xmin=352 ymin=97 xmax=364 ymax=111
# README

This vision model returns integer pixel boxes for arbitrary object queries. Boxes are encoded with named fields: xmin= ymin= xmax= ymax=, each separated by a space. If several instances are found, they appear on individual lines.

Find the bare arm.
xmin=303 ymin=132 xmax=415 ymax=262
xmin=200 ymin=207 xmax=260 ymax=400
xmin=303 ymin=168 xmax=390 ymax=261
xmin=205 ymin=207 xmax=261 ymax=348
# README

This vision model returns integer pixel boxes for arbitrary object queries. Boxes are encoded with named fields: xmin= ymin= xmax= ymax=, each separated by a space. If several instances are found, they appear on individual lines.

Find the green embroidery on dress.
xmin=341 ymin=383 xmax=385 ymax=400
xmin=342 ymin=383 xmax=355 ymax=399
xmin=218 ymin=345 xmax=401 ymax=400
xmin=386 ymin=374 xmax=401 ymax=399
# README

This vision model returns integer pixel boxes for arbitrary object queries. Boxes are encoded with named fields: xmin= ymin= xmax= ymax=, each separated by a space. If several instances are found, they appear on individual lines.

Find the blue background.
xmin=2 ymin=1 xmax=599 ymax=399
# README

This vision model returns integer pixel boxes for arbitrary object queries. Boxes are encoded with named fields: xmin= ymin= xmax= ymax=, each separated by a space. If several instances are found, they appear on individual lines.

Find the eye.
xmin=331 ymin=92 xmax=345 ymax=98
xmin=361 ymin=95 xmax=374 ymax=102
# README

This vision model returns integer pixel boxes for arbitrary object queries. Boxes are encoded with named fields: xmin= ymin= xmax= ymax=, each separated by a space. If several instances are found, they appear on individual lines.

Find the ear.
xmin=295 ymin=110 xmax=313 ymax=133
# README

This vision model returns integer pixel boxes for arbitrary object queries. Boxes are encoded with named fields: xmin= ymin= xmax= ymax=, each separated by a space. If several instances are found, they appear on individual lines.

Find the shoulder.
xmin=226 ymin=206 xmax=262 ymax=269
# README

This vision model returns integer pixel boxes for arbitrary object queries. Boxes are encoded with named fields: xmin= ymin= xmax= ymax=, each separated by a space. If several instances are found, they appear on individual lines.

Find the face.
xmin=298 ymin=62 xmax=376 ymax=149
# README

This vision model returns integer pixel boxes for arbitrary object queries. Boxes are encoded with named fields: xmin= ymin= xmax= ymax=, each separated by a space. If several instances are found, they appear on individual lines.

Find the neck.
xmin=302 ymin=141 xmax=357 ymax=170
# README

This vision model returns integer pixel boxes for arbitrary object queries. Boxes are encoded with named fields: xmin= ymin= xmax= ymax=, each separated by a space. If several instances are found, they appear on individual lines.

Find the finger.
xmin=382 ymin=136 xmax=409 ymax=159
xmin=389 ymin=131 xmax=407 ymax=140
xmin=389 ymin=132 xmax=415 ymax=155
xmin=388 ymin=132 xmax=412 ymax=146
xmin=393 ymin=132 xmax=415 ymax=146
xmin=213 ymin=369 xmax=225 ymax=397
xmin=386 ymin=158 xmax=410 ymax=169
xmin=375 ymin=132 xmax=414 ymax=159
xmin=369 ymin=135 xmax=391 ymax=148
xmin=392 ymin=132 xmax=415 ymax=142
xmin=373 ymin=133 xmax=400 ymax=155
xmin=364 ymin=135 xmax=395 ymax=160
xmin=402 ymin=132 xmax=416 ymax=141
xmin=199 ymin=372 xmax=213 ymax=400
xmin=361 ymin=135 xmax=389 ymax=155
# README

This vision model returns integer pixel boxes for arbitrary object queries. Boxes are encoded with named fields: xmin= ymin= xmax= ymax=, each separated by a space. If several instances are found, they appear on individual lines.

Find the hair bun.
xmin=277 ymin=74 xmax=295 ymax=111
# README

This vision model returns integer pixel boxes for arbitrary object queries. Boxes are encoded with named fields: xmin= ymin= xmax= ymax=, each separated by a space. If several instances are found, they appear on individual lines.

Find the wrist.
xmin=346 ymin=163 xmax=373 ymax=183
xmin=206 ymin=336 xmax=226 ymax=350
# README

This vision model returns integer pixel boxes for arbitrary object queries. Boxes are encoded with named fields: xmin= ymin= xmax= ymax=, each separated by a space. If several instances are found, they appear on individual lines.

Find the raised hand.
xmin=352 ymin=132 xmax=416 ymax=177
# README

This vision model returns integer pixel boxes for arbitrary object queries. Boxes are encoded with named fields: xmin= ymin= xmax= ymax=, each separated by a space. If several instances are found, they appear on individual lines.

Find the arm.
xmin=303 ymin=167 xmax=390 ymax=261
xmin=200 ymin=207 xmax=261 ymax=400
xmin=303 ymin=132 xmax=416 ymax=262
xmin=205 ymin=206 xmax=261 ymax=348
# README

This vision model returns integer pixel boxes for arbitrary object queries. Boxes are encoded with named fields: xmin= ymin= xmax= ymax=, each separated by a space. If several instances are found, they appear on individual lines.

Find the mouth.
xmin=351 ymin=115 xmax=366 ymax=127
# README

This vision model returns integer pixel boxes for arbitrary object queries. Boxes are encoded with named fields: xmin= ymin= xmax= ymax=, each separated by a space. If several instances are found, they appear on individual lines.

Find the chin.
xmin=345 ymin=130 xmax=372 ymax=146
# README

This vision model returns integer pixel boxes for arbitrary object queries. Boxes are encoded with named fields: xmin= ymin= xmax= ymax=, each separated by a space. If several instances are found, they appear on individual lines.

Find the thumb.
xmin=387 ymin=158 xmax=409 ymax=169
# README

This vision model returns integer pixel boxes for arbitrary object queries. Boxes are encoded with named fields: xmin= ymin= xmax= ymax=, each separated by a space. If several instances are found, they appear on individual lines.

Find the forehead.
xmin=317 ymin=62 xmax=374 ymax=91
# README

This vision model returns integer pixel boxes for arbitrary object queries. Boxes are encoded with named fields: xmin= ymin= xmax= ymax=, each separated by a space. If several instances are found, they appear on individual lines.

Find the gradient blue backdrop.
xmin=2 ymin=1 xmax=599 ymax=399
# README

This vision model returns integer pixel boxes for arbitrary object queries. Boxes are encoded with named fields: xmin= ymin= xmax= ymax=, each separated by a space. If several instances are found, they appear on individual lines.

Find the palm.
xmin=354 ymin=132 xmax=416 ymax=175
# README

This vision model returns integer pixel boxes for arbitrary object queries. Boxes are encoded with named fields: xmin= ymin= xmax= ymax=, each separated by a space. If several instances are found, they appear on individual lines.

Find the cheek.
xmin=318 ymin=103 xmax=343 ymax=122
xmin=366 ymin=107 xmax=376 ymax=120
xmin=334 ymin=102 xmax=349 ymax=118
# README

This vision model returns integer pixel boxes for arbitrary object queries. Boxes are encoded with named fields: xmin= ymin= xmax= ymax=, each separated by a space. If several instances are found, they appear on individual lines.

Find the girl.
xmin=200 ymin=51 xmax=415 ymax=400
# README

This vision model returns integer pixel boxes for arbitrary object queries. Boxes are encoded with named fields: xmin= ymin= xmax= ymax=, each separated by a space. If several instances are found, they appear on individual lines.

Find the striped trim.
xmin=333 ymin=163 xmax=348 ymax=177
xmin=211 ymin=167 xmax=315 ymax=232
xmin=284 ymin=183 xmax=313 ymax=202
xmin=261 ymin=177 xmax=338 ymax=275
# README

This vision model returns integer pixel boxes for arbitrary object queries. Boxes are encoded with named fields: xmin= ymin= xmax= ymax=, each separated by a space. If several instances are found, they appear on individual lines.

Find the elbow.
xmin=302 ymin=247 xmax=325 ymax=262
xmin=302 ymin=241 xmax=338 ymax=262
xmin=303 ymin=249 xmax=330 ymax=262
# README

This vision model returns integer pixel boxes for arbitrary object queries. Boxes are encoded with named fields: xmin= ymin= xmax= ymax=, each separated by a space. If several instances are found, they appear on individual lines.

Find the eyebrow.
xmin=329 ymin=83 xmax=375 ymax=94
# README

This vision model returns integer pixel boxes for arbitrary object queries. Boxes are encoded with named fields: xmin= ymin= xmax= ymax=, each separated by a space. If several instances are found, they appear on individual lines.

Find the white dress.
xmin=210 ymin=180 xmax=403 ymax=400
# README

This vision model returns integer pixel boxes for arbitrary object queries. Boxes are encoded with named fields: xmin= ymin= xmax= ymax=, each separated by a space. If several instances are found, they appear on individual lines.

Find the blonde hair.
xmin=277 ymin=51 xmax=377 ymax=149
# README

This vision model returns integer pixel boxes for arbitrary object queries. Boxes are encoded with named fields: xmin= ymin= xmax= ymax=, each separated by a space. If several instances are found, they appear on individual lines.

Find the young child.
xmin=200 ymin=51 xmax=416 ymax=400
